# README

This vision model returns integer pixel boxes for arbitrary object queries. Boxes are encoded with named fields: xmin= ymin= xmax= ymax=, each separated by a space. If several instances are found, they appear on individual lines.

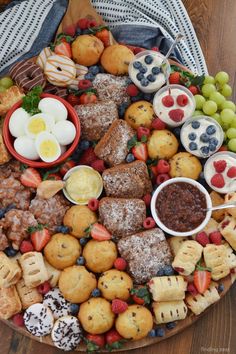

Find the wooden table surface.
xmin=1 ymin=0 xmax=236 ymax=353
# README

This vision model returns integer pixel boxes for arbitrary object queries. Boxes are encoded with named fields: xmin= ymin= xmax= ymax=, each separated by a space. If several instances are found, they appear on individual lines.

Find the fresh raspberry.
xmin=12 ymin=313 xmax=24 ymax=327
xmin=162 ymin=95 xmax=174 ymax=107
xmin=20 ymin=240 xmax=34 ymax=254
xmin=151 ymin=46 xmax=159 ymax=52
xmin=79 ymin=147 xmax=97 ymax=165
xmin=111 ymin=299 xmax=128 ymax=314
xmin=213 ymin=160 xmax=227 ymax=173
xmin=88 ymin=198 xmax=99 ymax=211
xmin=189 ymin=85 xmax=199 ymax=95
xmin=151 ymin=117 xmax=166 ymax=130
xmin=195 ymin=231 xmax=210 ymax=246
xmin=78 ymin=79 xmax=93 ymax=90
xmin=187 ymin=283 xmax=199 ymax=296
xmin=126 ymin=84 xmax=140 ymax=97
xmin=143 ymin=217 xmax=156 ymax=229
xmin=218 ymin=145 xmax=228 ymax=152
xmin=67 ymin=93 xmax=80 ymax=106
xmin=64 ymin=24 xmax=76 ymax=36
xmin=177 ymin=94 xmax=189 ymax=107
xmin=87 ymin=19 xmax=98 ymax=28
xmin=114 ymin=257 xmax=127 ymax=271
xmin=209 ymin=231 xmax=222 ymax=245
xmin=137 ymin=126 xmax=150 ymax=140
xmin=91 ymin=159 xmax=106 ymax=173
xmin=77 ymin=18 xmax=90 ymax=30
xmin=156 ymin=173 xmax=170 ymax=185
xmin=156 ymin=160 xmax=170 ymax=174
xmin=168 ymin=109 xmax=184 ymax=122
xmin=37 ymin=281 xmax=51 ymax=295
xmin=142 ymin=193 xmax=152 ymax=207
xmin=133 ymin=47 xmax=145 ymax=54
xmin=211 ymin=174 xmax=225 ymax=188
xmin=169 ymin=72 xmax=180 ymax=84
xmin=227 ymin=167 xmax=236 ymax=178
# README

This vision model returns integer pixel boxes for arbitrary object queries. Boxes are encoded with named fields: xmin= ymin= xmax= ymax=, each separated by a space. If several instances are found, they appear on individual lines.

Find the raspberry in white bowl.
xmin=153 ymin=84 xmax=195 ymax=127
xmin=204 ymin=151 xmax=236 ymax=194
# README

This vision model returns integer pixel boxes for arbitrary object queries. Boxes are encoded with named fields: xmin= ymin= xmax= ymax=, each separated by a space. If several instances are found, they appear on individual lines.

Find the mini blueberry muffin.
xmin=72 ymin=35 xmax=104 ymax=66
xmin=63 ymin=205 xmax=97 ymax=238
xmin=98 ymin=269 xmax=133 ymax=300
xmin=169 ymin=152 xmax=202 ymax=180
xmin=78 ymin=297 xmax=115 ymax=334
xmin=44 ymin=233 xmax=81 ymax=270
xmin=115 ymin=304 xmax=153 ymax=340
xmin=82 ymin=240 xmax=117 ymax=273
xmin=147 ymin=129 xmax=179 ymax=159
xmin=101 ymin=44 xmax=134 ymax=75
xmin=59 ymin=266 xmax=97 ymax=303
xmin=125 ymin=101 xmax=155 ymax=129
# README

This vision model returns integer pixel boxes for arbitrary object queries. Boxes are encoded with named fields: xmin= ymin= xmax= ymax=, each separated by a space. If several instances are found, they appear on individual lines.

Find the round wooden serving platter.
xmin=2 ymin=273 xmax=236 ymax=352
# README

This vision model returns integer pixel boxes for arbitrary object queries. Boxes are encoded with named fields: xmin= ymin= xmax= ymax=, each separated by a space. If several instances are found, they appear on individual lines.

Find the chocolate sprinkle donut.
xmin=9 ymin=60 xmax=46 ymax=92
xmin=51 ymin=316 xmax=82 ymax=351
xmin=23 ymin=303 xmax=54 ymax=337
xmin=43 ymin=288 xmax=71 ymax=319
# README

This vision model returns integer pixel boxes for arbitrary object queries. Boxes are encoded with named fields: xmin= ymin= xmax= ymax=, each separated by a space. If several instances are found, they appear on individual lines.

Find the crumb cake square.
xmin=93 ymin=74 xmax=130 ymax=105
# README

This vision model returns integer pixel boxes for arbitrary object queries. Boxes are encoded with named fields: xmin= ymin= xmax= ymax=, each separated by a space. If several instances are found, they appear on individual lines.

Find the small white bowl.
xmin=150 ymin=177 xmax=212 ymax=237
xmin=63 ymin=165 xmax=103 ymax=205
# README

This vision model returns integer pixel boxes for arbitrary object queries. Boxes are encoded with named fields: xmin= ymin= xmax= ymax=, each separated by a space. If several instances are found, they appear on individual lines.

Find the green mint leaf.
xmin=127 ymin=134 xmax=138 ymax=150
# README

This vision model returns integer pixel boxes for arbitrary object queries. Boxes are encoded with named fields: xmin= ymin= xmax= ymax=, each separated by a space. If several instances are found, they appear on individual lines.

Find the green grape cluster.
xmin=193 ymin=71 xmax=236 ymax=152
xmin=0 ymin=76 xmax=14 ymax=92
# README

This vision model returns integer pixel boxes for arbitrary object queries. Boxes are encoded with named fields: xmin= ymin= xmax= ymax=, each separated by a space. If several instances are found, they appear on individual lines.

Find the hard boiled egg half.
xmin=35 ymin=132 xmax=61 ymax=162
xmin=25 ymin=113 xmax=55 ymax=139
xmin=38 ymin=97 xmax=68 ymax=122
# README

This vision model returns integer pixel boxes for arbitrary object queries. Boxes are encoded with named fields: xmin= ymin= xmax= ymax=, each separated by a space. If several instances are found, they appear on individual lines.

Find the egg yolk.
xmin=39 ymin=140 xmax=58 ymax=158
xmin=28 ymin=118 xmax=46 ymax=135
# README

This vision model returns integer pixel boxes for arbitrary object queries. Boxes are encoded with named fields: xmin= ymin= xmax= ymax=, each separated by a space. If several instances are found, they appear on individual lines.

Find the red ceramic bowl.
xmin=3 ymin=93 xmax=81 ymax=168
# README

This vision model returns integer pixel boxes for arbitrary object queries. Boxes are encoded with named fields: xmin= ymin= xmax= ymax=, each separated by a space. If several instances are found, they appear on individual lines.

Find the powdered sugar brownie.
xmin=23 ymin=303 xmax=54 ymax=336
xmin=51 ymin=316 xmax=82 ymax=351
xmin=93 ymin=74 xmax=130 ymax=105
xmin=43 ymin=288 xmax=71 ymax=319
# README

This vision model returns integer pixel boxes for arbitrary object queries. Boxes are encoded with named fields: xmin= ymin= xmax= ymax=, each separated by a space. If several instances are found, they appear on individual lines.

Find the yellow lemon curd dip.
xmin=65 ymin=166 xmax=103 ymax=204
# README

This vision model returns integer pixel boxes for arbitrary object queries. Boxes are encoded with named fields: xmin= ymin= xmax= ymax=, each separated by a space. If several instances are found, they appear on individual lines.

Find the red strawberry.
xmin=111 ymin=299 xmax=128 ymax=314
xmin=142 ymin=193 xmax=152 ymax=207
xmin=151 ymin=46 xmax=159 ymax=52
xmin=30 ymin=225 xmax=50 ymax=251
xmin=79 ymin=92 xmax=97 ymax=104
xmin=132 ymin=294 xmax=145 ymax=305
xmin=55 ymin=41 xmax=72 ymax=58
xmin=169 ymin=72 xmax=180 ymax=84
xmin=168 ymin=109 xmax=184 ymax=122
xmin=156 ymin=159 xmax=170 ymax=174
xmin=88 ymin=198 xmax=99 ymax=212
xmin=143 ymin=217 xmax=156 ymax=229
xmin=213 ymin=160 xmax=227 ymax=173
xmin=95 ymin=28 xmax=110 ymax=47
xmin=193 ymin=266 xmax=211 ymax=294
xmin=86 ymin=334 xmax=105 ymax=349
xmin=67 ymin=93 xmax=80 ymax=106
xmin=189 ymin=85 xmax=199 ymax=95
xmin=131 ymin=143 xmax=148 ymax=162
xmin=209 ymin=231 xmax=222 ymax=245
xmin=105 ymin=329 xmax=123 ymax=346
xmin=37 ymin=281 xmax=51 ymax=295
xmin=187 ymin=283 xmax=199 ymax=296
xmin=79 ymin=147 xmax=97 ymax=166
xmin=90 ymin=159 xmax=106 ymax=173
xmin=46 ymin=173 xmax=62 ymax=181
xmin=151 ymin=117 xmax=166 ymax=130
xmin=59 ymin=160 xmax=76 ymax=176
xmin=77 ymin=18 xmax=90 ymax=30
xmin=156 ymin=173 xmax=170 ymax=185
xmin=114 ymin=257 xmax=127 ymax=271
xmin=162 ymin=95 xmax=174 ymax=107
xmin=20 ymin=240 xmax=34 ymax=254
xmin=91 ymin=223 xmax=111 ymax=241
xmin=126 ymin=84 xmax=140 ymax=97
xmin=130 ymin=286 xmax=151 ymax=305
xmin=177 ymin=94 xmax=189 ymax=107
xmin=137 ymin=127 xmax=150 ymax=140
xmin=87 ymin=20 xmax=98 ymax=28
xmin=78 ymin=79 xmax=93 ymax=90
xmin=20 ymin=168 xmax=42 ymax=188
xmin=211 ymin=174 xmax=225 ymax=188
xmin=195 ymin=231 xmax=210 ymax=246
xmin=227 ymin=167 xmax=236 ymax=178
xmin=63 ymin=24 xmax=76 ymax=36
xmin=12 ymin=313 xmax=24 ymax=327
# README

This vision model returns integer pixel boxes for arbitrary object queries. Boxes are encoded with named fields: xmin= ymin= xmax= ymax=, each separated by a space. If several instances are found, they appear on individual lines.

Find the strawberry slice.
xmin=20 ymin=168 xmax=42 ymax=188
xmin=193 ymin=265 xmax=211 ymax=294
xmin=131 ymin=143 xmax=148 ymax=162
xmin=90 ymin=223 xmax=111 ymax=241
xmin=29 ymin=225 xmax=50 ymax=251
xmin=95 ymin=28 xmax=110 ymax=47
xmin=54 ymin=41 xmax=72 ymax=58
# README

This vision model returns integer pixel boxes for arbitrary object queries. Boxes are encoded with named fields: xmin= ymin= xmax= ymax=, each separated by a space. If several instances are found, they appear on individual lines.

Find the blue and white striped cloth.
xmin=0 ymin=0 xmax=207 ymax=76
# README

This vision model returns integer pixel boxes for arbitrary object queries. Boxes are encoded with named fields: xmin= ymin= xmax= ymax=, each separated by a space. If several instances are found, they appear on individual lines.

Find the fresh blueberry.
xmin=148 ymin=329 xmax=156 ymax=337
xmin=70 ymin=303 xmax=80 ymax=315
xmin=78 ymin=140 xmax=90 ymax=150
xmin=144 ymin=55 xmax=154 ymax=65
xmin=126 ymin=153 xmax=135 ymax=163
xmin=98 ymin=65 xmax=105 ymax=73
xmin=191 ymin=121 xmax=200 ymax=129
xmin=172 ymin=127 xmax=181 ymax=138
xmin=136 ymin=72 xmax=145 ymax=81
xmin=75 ymin=28 xmax=82 ymax=36
xmin=189 ymin=142 xmax=198 ymax=151
xmin=4 ymin=246 xmax=18 ymax=257
xmin=91 ymin=288 xmax=101 ymax=297
xmin=118 ymin=102 xmax=129 ymax=117
xmin=209 ymin=137 xmax=218 ymax=146
xmin=156 ymin=268 xmax=165 ymax=276
xmin=188 ymin=132 xmax=197 ymax=141
xmin=88 ymin=65 xmax=100 ymax=75
xmin=163 ymin=265 xmax=175 ymax=276
xmin=140 ymin=65 xmax=148 ymax=74
xmin=79 ymin=237 xmax=89 ymax=246
xmin=147 ymin=74 xmax=156 ymax=82
xmin=141 ymin=79 xmax=149 ymax=87
xmin=200 ymin=146 xmax=210 ymax=155
xmin=131 ymin=93 xmax=144 ymax=102
xmin=155 ymin=328 xmax=165 ymax=337
xmin=152 ymin=67 xmax=161 ymax=75
xmin=0 ymin=208 xmax=6 ymax=219
xmin=200 ymin=133 xmax=209 ymax=143
xmin=71 ymin=150 xmax=83 ymax=161
xmin=166 ymin=322 xmax=176 ymax=330
xmin=206 ymin=125 xmax=216 ymax=135
xmin=218 ymin=284 xmax=224 ymax=293
xmin=143 ymin=93 xmax=153 ymax=102
xmin=76 ymin=256 xmax=85 ymax=265
xmin=84 ymin=72 xmax=95 ymax=81
xmin=55 ymin=225 xmax=71 ymax=234
xmin=133 ymin=61 xmax=142 ymax=69
xmin=209 ymin=144 xmax=217 ymax=152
